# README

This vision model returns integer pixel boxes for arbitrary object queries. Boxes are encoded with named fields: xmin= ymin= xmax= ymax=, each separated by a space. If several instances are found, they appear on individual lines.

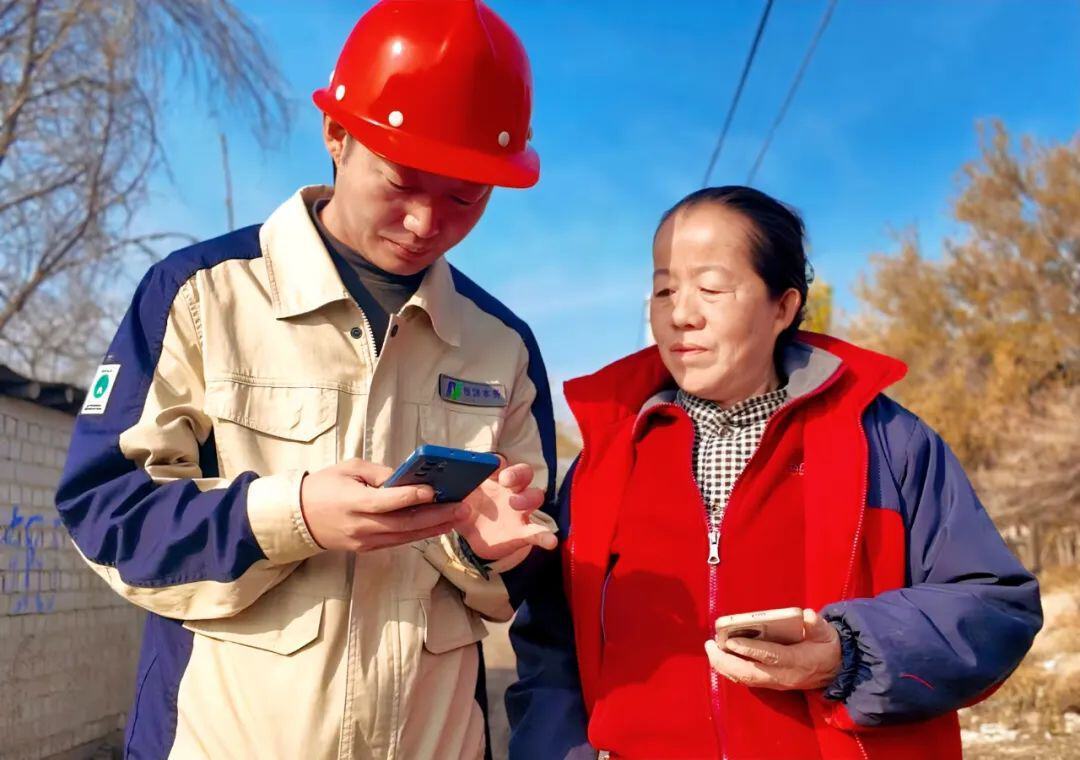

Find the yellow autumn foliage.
xmin=851 ymin=121 xmax=1080 ymax=468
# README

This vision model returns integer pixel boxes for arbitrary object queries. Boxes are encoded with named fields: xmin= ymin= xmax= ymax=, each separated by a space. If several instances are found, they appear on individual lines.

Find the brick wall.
xmin=0 ymin=396 xmax=143 ymax=760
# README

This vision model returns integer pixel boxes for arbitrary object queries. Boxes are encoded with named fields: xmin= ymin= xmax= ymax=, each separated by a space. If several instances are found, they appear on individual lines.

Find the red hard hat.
xmin=313 ymin=0 xmax=539 ymax=189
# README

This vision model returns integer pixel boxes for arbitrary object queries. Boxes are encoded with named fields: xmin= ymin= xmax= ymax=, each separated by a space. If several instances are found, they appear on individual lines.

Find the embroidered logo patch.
xmin=80 ymin=364 xmax=120 ymax=415
xmin=438 ymin=374 xmax=507 ymax=408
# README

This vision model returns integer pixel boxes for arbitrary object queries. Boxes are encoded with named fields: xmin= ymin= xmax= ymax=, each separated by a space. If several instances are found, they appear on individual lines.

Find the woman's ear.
xmin=775 ymin=287 xmax=803 ymax=335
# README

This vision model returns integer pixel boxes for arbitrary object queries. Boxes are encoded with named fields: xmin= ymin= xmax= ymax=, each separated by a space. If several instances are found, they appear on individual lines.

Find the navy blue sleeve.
xmin=56 ymin=235 xmax=278 ymax=594
xmin=823 ymin=403 xmax=1042 ymax=726
xmin=506 ymin=459 xmax=594 ymax=760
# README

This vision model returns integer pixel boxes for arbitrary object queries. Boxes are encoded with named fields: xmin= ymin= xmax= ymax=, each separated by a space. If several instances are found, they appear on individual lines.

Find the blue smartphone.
xmin=382 ymin=445 xmax=501 ymax=503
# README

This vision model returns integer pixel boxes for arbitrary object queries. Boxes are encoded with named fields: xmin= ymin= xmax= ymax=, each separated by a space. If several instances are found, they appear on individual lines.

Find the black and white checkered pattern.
xmin=676 ymin=386 xmax=788 ymax=528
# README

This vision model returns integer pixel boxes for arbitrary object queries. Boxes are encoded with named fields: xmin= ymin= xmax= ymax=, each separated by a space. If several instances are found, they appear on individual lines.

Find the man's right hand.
xmin=300 ymin=458 xmax=469 ymax=553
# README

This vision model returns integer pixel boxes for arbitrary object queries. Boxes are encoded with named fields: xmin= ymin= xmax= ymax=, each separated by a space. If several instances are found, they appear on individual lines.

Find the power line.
xmin=746 ymin=0 xmax=839 ymax=184
xmin=702 ymin=0 xmax=775 ymax=186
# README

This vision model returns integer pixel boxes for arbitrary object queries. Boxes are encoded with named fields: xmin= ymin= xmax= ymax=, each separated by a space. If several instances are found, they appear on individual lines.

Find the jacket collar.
xmin=402 ymin=257 xmax=463 ymax=347
xmin=260 ymin=186 xmax=462 ymax=347
xmin=566 ymin=332 xmax=906 ymax=445
xmin=261 ymin=186 xmax=350 ymax=319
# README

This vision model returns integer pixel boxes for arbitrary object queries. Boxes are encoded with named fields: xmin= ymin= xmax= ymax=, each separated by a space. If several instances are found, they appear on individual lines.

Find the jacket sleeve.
xmin=423 ymin=325 xmax=558 ymax=622
xmin=821 ymin=400 xmax=1042 ymax=728
xmin=57 ymin=267 xmax=322 ymax=621
xmin=505 ymin=459 xmax=594 ymax=760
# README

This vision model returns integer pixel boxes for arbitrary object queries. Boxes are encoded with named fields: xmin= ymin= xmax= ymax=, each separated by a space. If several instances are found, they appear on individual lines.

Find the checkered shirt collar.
xmin=675 ymin=386 xmax=788 ymax=438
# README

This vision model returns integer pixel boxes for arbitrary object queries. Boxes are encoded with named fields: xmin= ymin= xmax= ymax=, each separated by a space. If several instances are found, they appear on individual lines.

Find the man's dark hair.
xmin=656 ymin=185 xmax=812 ymax=348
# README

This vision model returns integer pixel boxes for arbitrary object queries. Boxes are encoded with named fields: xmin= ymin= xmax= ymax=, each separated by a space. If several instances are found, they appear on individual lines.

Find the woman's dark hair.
xmin=655 ymin=185 xmax=812 ymax=350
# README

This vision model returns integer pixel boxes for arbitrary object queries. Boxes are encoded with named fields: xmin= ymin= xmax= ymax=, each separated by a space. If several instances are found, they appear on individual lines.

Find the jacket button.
xmin=350 ymin=326 xmax=363 ymax=339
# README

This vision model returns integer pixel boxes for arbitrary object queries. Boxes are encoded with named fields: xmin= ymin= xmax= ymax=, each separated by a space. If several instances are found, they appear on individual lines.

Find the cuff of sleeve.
xmin=456 ymin=534 xmax=492 ymax=579
xmin=487 ymin=544 xmax=533 ymax=573
xmin=824 ymin=617 xmax=861 ymax=702
xmin=436 ymin=532 xmax=490 ymax=582
xmin=447 ymin=534 xmax=531 ymax=576
xmin=247 ymin=470 xmax=324 ymax=564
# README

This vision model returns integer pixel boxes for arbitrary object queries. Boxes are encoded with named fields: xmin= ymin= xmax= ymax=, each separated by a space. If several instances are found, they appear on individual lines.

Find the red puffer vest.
xmin=562 ymin=333 xmax=961 ymax=759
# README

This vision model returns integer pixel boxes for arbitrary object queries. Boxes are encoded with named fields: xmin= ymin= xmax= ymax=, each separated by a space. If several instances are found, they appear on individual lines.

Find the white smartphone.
xmin=714 ymin=607 xmax=805 ymax=646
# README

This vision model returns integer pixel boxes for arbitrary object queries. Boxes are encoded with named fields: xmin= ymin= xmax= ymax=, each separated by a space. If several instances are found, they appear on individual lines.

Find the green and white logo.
xmin=93 ymin=374 xmax=110 ymax=398
xmin=81 ymin=364 xmax=121 ymax=415
xmin=437 ymin=374 xmax=508 ymax=408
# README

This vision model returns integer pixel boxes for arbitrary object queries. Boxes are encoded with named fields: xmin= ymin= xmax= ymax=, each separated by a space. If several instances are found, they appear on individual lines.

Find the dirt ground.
xmin=483 ymin=620 xmax=517 ymax=760
xmin=964 ymin=733 xmax=1080 ymax=760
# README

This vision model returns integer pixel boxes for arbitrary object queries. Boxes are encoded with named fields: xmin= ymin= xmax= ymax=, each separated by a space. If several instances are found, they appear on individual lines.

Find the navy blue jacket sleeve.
xmin=505 ymin=459 xmax=594 ymax=760
xmin=56 ymin=243 xmax=315 ymax=620
xmin=823 ymin=400 xmax=1042 ymax=726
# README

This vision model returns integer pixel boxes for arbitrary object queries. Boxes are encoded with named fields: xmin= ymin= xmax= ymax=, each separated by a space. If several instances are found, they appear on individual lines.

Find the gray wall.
xmin=0 ymin=396 xmax=142 ymax=760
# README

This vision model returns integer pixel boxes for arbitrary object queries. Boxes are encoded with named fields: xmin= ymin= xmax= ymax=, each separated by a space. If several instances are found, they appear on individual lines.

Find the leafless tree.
xmin=0 ymin=0 xmax=289 ymax=383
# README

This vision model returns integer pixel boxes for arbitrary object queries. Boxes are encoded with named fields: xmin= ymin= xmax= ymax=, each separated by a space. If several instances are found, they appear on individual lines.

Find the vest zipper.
xmin=671 ymin=366 xmax=847 ymax=759
xmin=707 ymin=518 xmax=721 ymax=565
xmin=652 ymin=401 xmax=731 ymax=759
xmin=702 ymin=399 xmax=792 ymax=760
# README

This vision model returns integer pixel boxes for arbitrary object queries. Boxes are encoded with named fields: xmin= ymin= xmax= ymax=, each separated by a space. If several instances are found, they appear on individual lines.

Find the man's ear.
xmin=323 ymin=116 xmax=349 ymax=168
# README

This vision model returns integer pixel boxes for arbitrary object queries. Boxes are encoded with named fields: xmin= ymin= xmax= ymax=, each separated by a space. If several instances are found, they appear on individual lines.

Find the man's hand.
xmin=456 ymin=461 xmax=557 ymax=561
xmin=704 ymin=609 xmax=842 ymax=691
xmin=300 ymin=458 xmax=470 ymax=552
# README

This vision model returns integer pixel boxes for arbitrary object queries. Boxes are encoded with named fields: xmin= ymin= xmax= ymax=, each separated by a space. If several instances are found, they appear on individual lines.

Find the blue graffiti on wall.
xmin=2 ymin=505 xmax=65 ymax=614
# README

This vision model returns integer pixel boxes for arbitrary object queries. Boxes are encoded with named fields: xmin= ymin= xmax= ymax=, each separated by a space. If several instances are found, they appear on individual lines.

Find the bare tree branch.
xmin=0 ymin=168 xmax=81 ymax=215
xmin=0 ymin=0 xmax=290 ymax=381
xmin=0 ymin=0 xmax=90 ymax=167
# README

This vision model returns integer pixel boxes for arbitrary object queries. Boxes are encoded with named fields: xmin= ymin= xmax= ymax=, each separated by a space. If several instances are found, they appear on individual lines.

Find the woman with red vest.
xmin=505 ymin=186 xmax=1041 ymax=759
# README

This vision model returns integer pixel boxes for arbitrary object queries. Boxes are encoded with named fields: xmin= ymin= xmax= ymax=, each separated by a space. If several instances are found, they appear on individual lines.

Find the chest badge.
xmin=439 ymin=374 xmax=508 ymax=408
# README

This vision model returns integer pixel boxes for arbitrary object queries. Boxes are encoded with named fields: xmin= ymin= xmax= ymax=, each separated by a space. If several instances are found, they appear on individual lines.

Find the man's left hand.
xmin=455 ymin=461 xmax=556 ymax=561
xmin=704 ymin=609 xmax=842 ymax=691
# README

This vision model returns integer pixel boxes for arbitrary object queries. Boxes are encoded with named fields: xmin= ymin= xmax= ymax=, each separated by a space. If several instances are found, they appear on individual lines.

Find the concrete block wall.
xmin=0 ymin=396 xmax=143 ymax=760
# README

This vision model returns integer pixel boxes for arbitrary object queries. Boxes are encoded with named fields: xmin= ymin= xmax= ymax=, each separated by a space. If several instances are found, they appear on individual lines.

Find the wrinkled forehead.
xmin=653 ymin=203 xmax=755 ymax=271
xmin=653 ymin=263 xmax=738 ymax=280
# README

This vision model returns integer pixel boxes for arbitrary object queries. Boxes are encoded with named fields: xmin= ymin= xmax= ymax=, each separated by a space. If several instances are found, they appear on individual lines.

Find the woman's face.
xmin=650 ymin=204 xmax=800 ymax=405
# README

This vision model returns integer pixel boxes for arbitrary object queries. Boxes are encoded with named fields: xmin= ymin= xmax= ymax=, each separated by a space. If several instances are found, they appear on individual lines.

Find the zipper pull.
xmin=707 ymin=527 xmax=720 ymax=565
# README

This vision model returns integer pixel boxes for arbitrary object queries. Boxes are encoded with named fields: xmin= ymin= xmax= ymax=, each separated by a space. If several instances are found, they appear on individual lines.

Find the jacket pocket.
xmin=183 ymin=588 xmax=323 ymax=656
xmin=420 ymin=577 xmax=488 ymax=654
xmin=600 ymin=553 xmax=620 ymax=645
xmin=205 ymin=379 xmax=336 ymax=441
xmin=419 ymin=403 xmax=502 ymax=453
xmin=204 ymin=379 xmax=338 ymax=474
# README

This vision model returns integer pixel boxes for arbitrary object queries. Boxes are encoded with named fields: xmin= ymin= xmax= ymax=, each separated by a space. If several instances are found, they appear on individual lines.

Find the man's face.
xmin=322 ymin=118 xmax=492 ymax=275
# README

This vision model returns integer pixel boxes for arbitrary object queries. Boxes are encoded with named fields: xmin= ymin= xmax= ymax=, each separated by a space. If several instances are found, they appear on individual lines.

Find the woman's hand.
xmin=704 ymin=609 xmax=842 ymax=690
xmin=456 ymin=461 xmax=557 ymax=561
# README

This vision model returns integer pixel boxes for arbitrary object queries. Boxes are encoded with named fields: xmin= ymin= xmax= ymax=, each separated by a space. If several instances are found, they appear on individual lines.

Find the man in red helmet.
xmin=56 ymin=2 xmax=556 ymax=758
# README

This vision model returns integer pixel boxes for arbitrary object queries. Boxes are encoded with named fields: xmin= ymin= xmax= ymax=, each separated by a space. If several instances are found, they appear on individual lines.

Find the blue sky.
xmin=140 ymin=0 xmax=1080 ymax=419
